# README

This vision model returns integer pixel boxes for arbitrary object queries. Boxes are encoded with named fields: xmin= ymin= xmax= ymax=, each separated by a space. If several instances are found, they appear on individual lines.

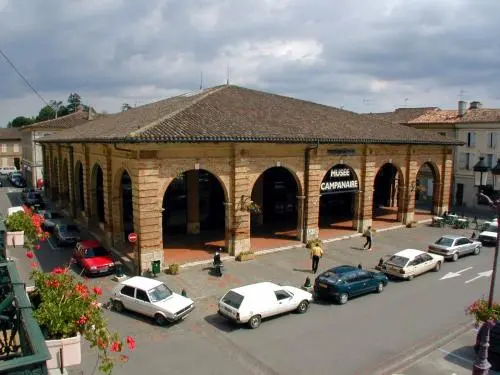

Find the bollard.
xmin=304 ymin=277 xmax=311 ymax=288
xmin=181 ymin=289 xmax=187 ymax=297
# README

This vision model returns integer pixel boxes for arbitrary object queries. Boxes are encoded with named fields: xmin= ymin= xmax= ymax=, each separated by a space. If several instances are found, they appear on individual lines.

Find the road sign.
xmin=128 ymin=233 xmax=138 ymax=243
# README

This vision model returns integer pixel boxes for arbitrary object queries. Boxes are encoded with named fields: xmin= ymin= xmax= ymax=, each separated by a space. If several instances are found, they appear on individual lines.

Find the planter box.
xmin=237 ymin=253 xmax=255 ymax=262
xmin=45 ymin=333 xmax=82 ymax=369
xmin=5 ymin=231 xmax=24 ymax=247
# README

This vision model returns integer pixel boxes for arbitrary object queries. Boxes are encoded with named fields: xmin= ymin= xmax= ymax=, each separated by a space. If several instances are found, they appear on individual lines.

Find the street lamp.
xmin=472 ymin=157 xmax=500 ymax=375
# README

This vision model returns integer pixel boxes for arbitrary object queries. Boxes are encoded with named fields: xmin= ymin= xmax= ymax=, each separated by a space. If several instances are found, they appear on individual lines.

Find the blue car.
xmin=314 ymin=265 xmax=389 ymax=304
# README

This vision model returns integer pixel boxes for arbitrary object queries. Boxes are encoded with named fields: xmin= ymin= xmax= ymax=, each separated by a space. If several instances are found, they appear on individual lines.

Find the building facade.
xmin=20 ymin=109 xmax=96 ymax=188
xmin=39 ymin=85 xmax=458 ymax=273
xmin=0 ymin=129 xmax=22 ymax=169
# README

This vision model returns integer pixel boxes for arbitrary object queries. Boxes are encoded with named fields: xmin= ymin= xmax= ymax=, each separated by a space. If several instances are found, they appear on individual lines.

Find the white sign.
xmin=321 ymin=180 xmax=359 ymax=192
xmin=330 ymin=168 xmax=350 ymax=178
xmin=321 ymin=165 xmax=359 ymax=194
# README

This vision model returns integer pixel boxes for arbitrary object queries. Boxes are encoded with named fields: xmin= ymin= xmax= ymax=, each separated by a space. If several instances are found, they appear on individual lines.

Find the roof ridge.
xmin=127 ymin=85 xmax=229 ymax=137
xmin=22 ymin=109 xmax=87 ymax=129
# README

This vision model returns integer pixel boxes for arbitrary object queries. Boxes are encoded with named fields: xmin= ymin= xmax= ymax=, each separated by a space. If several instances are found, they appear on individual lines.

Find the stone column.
xmin=231 ymin=148 xmax=251 ymax=256
xmin=100 ymin=147 xmax=114 ymax=247
xmin=131 ymin=158 xmax=162 ymax=275
xmin=296 ymin=195 xmax=306 ymax=241
xmin=68 ymin=146 xmax=77 ymax=218
xmin=223 ymin=202 xmax=233 ymax=253
xmin=43 ymin=146 xmax=51 ymax=200
xmin=186 ymin=170 xmax=200 ymax=235
xmin=397 ymin=185 xmax=407 ymax=222
xmin=304 ymin=148 xmax=320 ymax=241
xmin=438 ymin=149 xmax=453 ymax=215
xmin=403 ymin=156 xmax=418 ymax=224
xmin=432 ymin=181 xmax=441 ymax=215
xmin=352 ymin=191 xmax=362 ymax=230
xmin=252 ymin=176 xmax=264 ymax=226
xmin=83 ymin=146 xmax=92 ymax=222
xmin=358 ymin=148 xmax=375 ymax=232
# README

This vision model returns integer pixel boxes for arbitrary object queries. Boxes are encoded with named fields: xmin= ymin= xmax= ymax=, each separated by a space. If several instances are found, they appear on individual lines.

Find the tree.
xmin=121 ymin=103 xmax=133 ymax=112
xmin=36 ymin=105 xmax=56 ymax=122
xmin=49 ymin=100 xmax=69 ymax=118
xmin=8 ymin=116 xmax=34 ymax=128
xmin=67 ymin=93 xmax=82 ymax=113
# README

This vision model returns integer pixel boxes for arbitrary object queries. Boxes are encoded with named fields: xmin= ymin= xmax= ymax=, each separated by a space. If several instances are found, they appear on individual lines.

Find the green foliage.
xmin=5 ymin=211 xmax=38 ymax=245
xmin=467 ymin=298 xmax=500 ymax=326
xmin=8 ymin=116 xmax=34 ymax=128
xmin=167 ymin=263 xmax=180 ymax=275
xmin=36 ymin=105 xmax=56 ymax=122
xmin=67 ymin=93 xmax=82 ymax=113
xmin=235 ymin=251 xmax=255 ymax=261
xmin=306 ymin=238 xmax=323 ymax=249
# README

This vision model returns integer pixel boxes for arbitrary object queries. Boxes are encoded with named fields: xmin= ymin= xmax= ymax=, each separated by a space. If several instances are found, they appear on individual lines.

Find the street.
xmin=2 ymin=183 xmax=499 ymax=375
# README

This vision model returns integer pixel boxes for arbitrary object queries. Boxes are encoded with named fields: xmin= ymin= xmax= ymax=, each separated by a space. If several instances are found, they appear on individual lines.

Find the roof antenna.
xmin=200 ymin=71 xmax=203 ymax=90
xmin=226 ymin=64 xmax=230 ymax=85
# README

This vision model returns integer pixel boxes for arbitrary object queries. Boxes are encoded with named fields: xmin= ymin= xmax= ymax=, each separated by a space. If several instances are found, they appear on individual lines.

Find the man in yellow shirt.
xmin=310 ymin=245 xmax=324 ymax=274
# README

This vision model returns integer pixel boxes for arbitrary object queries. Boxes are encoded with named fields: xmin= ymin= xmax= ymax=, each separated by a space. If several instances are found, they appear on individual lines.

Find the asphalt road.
xmin=2 ymin=183 xmax=498 ymax=375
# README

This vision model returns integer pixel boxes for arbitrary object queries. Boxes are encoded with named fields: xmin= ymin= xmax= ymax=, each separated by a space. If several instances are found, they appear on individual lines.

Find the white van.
xmin=0 ymin=166 xmax=17 ymax=176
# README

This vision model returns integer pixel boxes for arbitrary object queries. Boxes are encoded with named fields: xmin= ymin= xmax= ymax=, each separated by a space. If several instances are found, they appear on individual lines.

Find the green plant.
xmin=167 ymin=263 xmax=180 ymax=275
xmin=29 ymin=263 xmax=135 ymax=374
xmin=467 ymin=298 xmax=500 ymax=326
xmin=406 ymin=221 xmax=417 ymax=228
xmin=235 ymin=251 xmax=254 ymax=261
xmin=5 ymin=207 xmax=48 ymax=249
xmin=306 ymin=238 xmax=322 ymax=249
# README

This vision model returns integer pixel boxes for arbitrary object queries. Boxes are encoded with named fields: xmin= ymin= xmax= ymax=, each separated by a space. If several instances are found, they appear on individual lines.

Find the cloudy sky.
xmin=1 ymin=0 xmax=499 ymax=126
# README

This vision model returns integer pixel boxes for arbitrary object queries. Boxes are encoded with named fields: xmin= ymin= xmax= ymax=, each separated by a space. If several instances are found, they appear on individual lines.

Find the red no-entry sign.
xmin=128 ymin=233 xmax=138 ymax=243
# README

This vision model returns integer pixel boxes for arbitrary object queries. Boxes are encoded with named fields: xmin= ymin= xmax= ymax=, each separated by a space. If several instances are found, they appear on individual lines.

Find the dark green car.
xmin=314 ymin=265 xmax=389 ymax=304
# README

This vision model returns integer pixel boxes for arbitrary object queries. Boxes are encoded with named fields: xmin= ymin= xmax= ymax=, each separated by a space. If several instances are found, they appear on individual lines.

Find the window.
xmin=135 ymin=289 xmax=149 ymax=302
xmin=148 ymin=284 xmax=172 ymax=302
xmin=459 ymin=152 xmax=471 ymax=170
xmin=467 ymin=132 xmax=476 ymax=147
xmin=1 ymin=144 xmax=6 ymax=153
xmin=421 ymin=254 xmax=433 ymax=262
xmin=487 ymin=154 xmax=496 ymax=168
xmin=13 ymin=144 xmax=19 ymax=153
xmin=356 ymin=271 xmax=373 ymax=281
xmin=221 ymin=291 xmax=244 ymax=309
xmin=275 ymin=290 xmax=291 ymax=301
xmin=489 ymin=133 xmax=497 ymax=149
xmin=120 ymin=285 xmax=135 ymax=297
xmin=1 ymin=158 xmax=6 ymax=167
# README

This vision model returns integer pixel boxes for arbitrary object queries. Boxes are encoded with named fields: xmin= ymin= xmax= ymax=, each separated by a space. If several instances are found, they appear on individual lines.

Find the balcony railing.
xmin=0 ymin=260 xmax=50 ymax=374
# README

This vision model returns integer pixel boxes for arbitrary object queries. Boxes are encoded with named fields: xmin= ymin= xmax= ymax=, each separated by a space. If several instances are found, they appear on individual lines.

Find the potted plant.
xmin=167 ymin=263 xmax=180 ymax=275
xmin=235 ymin=251 xmax=255 ymax=262
xmin=306 ymin=238 xmax=323 ymax=249
xmin=467 ymin=298 xmax=500 ymax=326
xmin=4 ymin=206 xmax=46 ymax=248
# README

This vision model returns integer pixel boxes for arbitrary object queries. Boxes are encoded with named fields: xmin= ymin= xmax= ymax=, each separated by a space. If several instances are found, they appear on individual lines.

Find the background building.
xmin=0 ymin=128 xmax=22 ymax=169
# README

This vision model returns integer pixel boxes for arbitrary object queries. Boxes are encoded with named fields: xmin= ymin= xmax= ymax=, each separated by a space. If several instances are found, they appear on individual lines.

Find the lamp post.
xmin=472 ymin=157 xmax=500 ymax=375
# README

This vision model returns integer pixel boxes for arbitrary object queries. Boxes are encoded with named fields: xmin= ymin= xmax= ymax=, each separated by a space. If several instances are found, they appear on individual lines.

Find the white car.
xmin=218 ymin=282 xmax=313 ymax=329
xmin=111 ymin=276 xmax=194 ymax=325
xmin=380 ymin=249 xmax=444 ymax=280
xmin=0 ymin=166 xmax=17 ymax=176
xmin=478 ymin=222 xmax=498 ymax=246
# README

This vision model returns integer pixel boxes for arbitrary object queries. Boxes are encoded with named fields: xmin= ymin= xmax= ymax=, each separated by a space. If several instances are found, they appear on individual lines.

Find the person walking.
xmin=363 ymin=226 xmax=373 ymax=251
xmin=310 ymin=243 xmax=324 ymax=274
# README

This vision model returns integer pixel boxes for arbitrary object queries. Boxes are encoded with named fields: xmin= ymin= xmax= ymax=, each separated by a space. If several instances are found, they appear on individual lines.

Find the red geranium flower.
xmin=93 ymin=287 xmax=102 ymax=296
xmin=35 ymin=244 xmax=41 ymax=250
xmin=26 ymin=251 xmax=34 ymax=259
xmin=52 ymin=267 xmax=65 ymax=274
xmin=126 ymin=336 xmax=136 ymax=350
xmin=110 ymin=341 xmax=122 ymax=352
xmin=77 ymin=315 xmax=88 ymax=325
xmin=30 ymin=261 xmax=38 ymax=269
xmin=75 ymin=283 xmax=89 ymax=298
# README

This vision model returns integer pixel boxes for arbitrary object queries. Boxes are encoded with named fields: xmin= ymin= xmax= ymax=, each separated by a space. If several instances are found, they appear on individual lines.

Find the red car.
xmin=73 ymin=240 xmax=115 ymax=276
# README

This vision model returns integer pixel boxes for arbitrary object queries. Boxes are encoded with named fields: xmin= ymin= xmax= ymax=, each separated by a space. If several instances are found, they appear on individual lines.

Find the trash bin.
xmin=115 ymin=264 xmax=124 ymax=278
xmin=151 ymin=260 xmax=161 ymax=275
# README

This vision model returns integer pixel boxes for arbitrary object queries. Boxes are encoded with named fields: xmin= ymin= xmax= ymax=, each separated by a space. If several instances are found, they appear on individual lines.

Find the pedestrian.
xmin=357 ymin=263 xmax=362 ymax=269
xmin=363 ymin=226 xmax=373 ymax=251
xmin=310 ymin=243 xmax=324 ymax=274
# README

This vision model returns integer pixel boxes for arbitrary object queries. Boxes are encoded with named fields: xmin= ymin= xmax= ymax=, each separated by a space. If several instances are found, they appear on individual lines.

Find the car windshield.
xmin=148 ymin=283 xmax=172 ymax=302
xmin=387 ymin=255 xmax=409 ymax=268
xmin=487 ymin=224 xmax=498 ymax=232
xmin=322 ymin=271 xmax=341 ymax=280
xmin=222 ymin=291 xmax=244 ymax=309
xmin=435 ymin=237 xmax=454 ymax=247
xmin=84 ymin=247 xmax=109 ymax=258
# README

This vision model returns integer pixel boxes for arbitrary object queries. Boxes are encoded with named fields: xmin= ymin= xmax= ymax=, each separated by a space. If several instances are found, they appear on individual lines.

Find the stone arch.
xmin=62 ymin=158 xmax=70 ymax=203
xmin=90 ymin=163 xmax=105 ymax=223
xmin=372 ymin=162 xmax=405 ymax=222
xmin=248 ymin=164 xmax=304 ymax=198
xmin=415 ymin=161 xmax=441 ymax=215
xmin=74 ymin=160 xmax=85 ymax=212
xmin=112 ymin=167 xmax=135 ymax=243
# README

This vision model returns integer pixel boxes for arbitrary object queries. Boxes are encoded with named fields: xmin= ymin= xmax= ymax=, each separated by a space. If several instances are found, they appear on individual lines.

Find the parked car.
xmin=0 ymin=166 xmax=17 ymax=176
xmin=54 ymin=223 xmax=81 ymax=246
xmin=41 ymin=210 xmax=64 ymax=232
xmin=111 ymin=276 xmax=195 ymax=325
xmin=428 ymin=235 xmax=482 ymax=261
xmin=218 ymin=282 xmax=312 ymax=329
xmin=380 ymin=249 xmax=443 ymax=280
xmin=478 ymin=222 xmax=498 ymax=246
xmin=8 ymin=171 xmax=22 ymax=181
xmin=475 ymin=322 xmax=500 ymax=371
xmin=10 ymin=175 xmax=26 ymax=188
xmin=24 ymin=191 xmax=45 ymax=210
xmin=314 ymin=265 xmax=389 ymax=304
xmin=73 ymin=240 xmax=115 ymax=276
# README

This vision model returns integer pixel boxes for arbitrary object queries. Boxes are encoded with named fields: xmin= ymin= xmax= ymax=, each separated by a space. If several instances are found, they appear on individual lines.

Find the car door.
xmin=274 ymin=290 xmax=294 ymax=314
xmin=405 ymin=257 xmax=421 ymax=277
xmin=357 ymin=271 xmax=377 ymax=294
xmin=134 ymin=288 xmax=154 ymax=317
xmin=344 ymin=272 xmax=364 ymax=296
xmin=457 ymin=238 xmax=473 ymax=255
xmin=118 ymin=285 xmax=136 ymax=311
xmin=419 ymin=253 xmax=435 ymax=273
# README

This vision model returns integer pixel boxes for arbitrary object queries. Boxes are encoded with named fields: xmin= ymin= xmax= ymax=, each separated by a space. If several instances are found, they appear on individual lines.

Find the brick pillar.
xmin=358 ymin=148 xmax=375 ymax=232
xmin=223 ymin=202 xmax=233 ymax=253
xmin=186 ymin=170 xmax=200 ymax=235
xmin=68 ymin=146 xmax=77 ymax=218
xmin=231 ymin=150 xmax=250 ymax=256
xmin=439 ymin=149 xmax=453 ymax=215
xmin=296 ymin=195 xmax=305 ymax=241
xmin=131 ymin=159 xmax=162 ymax=274
xmin=43 ymin=146 xmax=51 ymax=200
xmin=403 ymin=157 xmax=418 ymax=224
xmin=83 ymin=146 xmax=92 ymax=222
xmin=101 ymin=147 xmax=114 ymax=247
xmin=352 ymin=191 xmax=362 ymax=230
xmin=397 ymin=185 xmax=407 ymax=222
xmin=55 ymin=146 xmax=63 ymax=207
xmin=252 ymin=176 xmax=264 ymax=226
xmin=304 ymin=148 xmax=320 ymax=241
xmin=432 ymin=181 xmax=441 ymax=215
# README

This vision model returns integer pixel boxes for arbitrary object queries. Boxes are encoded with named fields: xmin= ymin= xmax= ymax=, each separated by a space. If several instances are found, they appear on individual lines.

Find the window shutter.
xmin=469 ymin=152 xmax=477 ymax=170
xmin=494 ymin=133 xmax=498 ymax=149
xmin=471 ymin=132 xmax=476 ymax=147
xmin=459 ymin=152 xmax=467 ymax=169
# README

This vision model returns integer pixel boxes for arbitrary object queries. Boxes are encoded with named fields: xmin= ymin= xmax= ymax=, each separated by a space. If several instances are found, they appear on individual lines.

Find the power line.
xmin=0 ymin=47 xmax=49 ymax=106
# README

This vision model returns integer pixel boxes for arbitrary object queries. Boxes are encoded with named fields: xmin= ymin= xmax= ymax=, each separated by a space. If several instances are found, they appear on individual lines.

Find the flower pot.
xmin=45 ymin=333 xmax=82 ymax=369
xmin=5 ymin=231 xmax=24 ymax=247
xmin=236 ymin=253 xmax=255 ymax=262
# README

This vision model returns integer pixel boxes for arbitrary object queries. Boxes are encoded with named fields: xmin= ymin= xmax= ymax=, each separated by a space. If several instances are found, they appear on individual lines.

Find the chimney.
xmin=469 ymin=101 xmax=483 ymax=110
xmin=458 ymin=100 xmax=467 ymax=117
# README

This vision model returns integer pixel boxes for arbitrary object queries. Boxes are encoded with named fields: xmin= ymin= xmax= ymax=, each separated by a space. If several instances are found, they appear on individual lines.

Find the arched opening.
xmin=250 ymin=167 xmax=299 ymax=249
xmin=415 ymin=162 xmax=439 ymax=218
xmin=120 ymin=171 xmax=134 ymax=239
xmin=62 ymin=158 xmax=69 ymax=204
xmin=318 ymin=164 xmax=359 ymax=238
xmin=373 ymin=163 xmax=403 ymax=225
xmin=74 ymin=162 xmax=85 ymax=212
xmin=91 ymin=164 xmax=105 ymax=223
xmin=161 ymin=169 xmax=226 ymax=262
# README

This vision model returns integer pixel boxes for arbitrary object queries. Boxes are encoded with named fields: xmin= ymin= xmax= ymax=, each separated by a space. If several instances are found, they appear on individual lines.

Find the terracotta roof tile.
xmin=409 ymin=108 xmax=500 ymax=124
xmin=364 ymin=107 xmax=438 ymax=124
xmin=40 ymin=85 xmax=459 ymax=146
xmin=21 ymin=109 xmax=99 ymax=131
xmin=0 ymin=128 xmax=21 ymax=140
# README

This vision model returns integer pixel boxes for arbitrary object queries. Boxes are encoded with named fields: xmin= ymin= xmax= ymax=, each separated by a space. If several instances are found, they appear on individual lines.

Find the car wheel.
xmin=376 ymin=282 xmax=384 ymax=293
xmin=113 ymin=301 xmax=124 ymax=313
xmin=434 ymin=262 xmax=441 ymax=272
xmin=452 ymin=253 xmax=459 ymax=262
xmin=338 ymin=293 xmax=348 ymax=305
xmin=296 ymin=300 xmax=309 ymax=314
xmin=248 ymin=315 xmax=262 ymax=329
xmin=474 ymin=246 xmax=481 ymax=255
xmin=407 ymin=275 xmax=414 ymax=281
xmin=154 ymin=314 xmax=167 ymax=326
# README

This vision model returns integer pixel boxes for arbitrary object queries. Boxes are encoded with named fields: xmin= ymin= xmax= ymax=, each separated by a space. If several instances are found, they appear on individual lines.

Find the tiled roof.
xmin=40 ymin=85 xmax=460 ymax=146
xmin=21 ymin=109 xmax=98 ymax=131
xmin=0 ymin=128 xmax=21 ymax=140
xmin=409 ymin=108 xmax=500 ymax=124
xmin=364 ymin=107 xmax=438 ymax=124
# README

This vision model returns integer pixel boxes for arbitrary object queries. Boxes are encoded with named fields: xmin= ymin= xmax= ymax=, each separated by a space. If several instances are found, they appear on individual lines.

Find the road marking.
xmin=465 ymin=270 xmax=493 ymax=284
xmin=439 ymin=266 xmax=473 ymax=280
xmin=437 ymin=348 xmax=473 ymax=365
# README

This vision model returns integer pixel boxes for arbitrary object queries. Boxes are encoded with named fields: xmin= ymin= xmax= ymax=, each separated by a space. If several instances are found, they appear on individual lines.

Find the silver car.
xmin=427 ymin=235 xmax=481 ymax=261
